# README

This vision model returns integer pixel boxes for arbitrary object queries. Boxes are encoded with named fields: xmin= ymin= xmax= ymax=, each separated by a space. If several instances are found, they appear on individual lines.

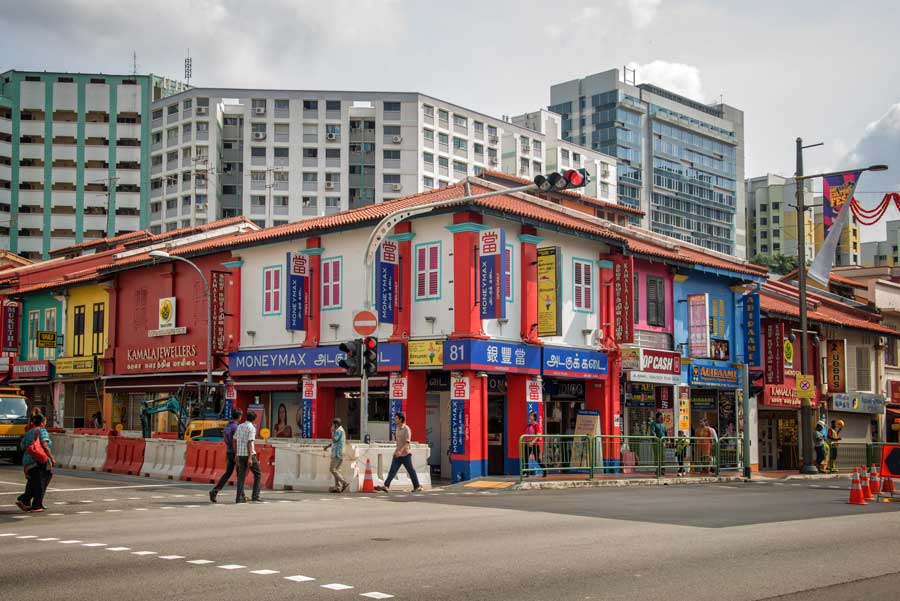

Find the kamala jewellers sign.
xmin=124 ymin=344 xmax=198 ymax=372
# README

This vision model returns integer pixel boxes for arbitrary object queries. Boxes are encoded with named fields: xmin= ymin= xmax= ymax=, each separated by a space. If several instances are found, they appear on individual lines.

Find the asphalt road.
xmin=0 ymin=465 xmax=899 ymax=601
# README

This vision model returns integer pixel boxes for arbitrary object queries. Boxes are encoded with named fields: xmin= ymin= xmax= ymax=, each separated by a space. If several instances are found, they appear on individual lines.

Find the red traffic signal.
xmin=362 ymin=336 xmax=378 ymax=377
xmin=533 ymin=168 xmax=590 ymax=192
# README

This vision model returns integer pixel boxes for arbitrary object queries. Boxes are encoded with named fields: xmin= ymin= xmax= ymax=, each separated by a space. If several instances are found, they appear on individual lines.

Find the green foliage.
xmin=749 ymin=253 xmax=798 ymax=275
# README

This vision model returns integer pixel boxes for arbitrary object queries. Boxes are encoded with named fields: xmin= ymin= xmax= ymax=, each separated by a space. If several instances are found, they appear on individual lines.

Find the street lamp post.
xmin=149 ymin=250 xmax=213 ymax=385
xmin=793 ymin=138 xmax=887 ymax=473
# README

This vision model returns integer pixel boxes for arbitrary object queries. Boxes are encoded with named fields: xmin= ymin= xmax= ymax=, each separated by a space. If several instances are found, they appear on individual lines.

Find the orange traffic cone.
xmin=360 ymin=458 xmax=375 ymax=493
xmin=848 ymin=468 xmax=867 ymax=505
xmin=869 ymin=463 xmax=881 ymax=496
xmin=882 ymin=471 xmax=895 ymax=495
xmin=860 ymin=467 xmax=874 ymax=501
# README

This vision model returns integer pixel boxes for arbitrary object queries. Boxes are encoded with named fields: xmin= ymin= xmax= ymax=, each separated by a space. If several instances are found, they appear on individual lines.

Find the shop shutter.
xmin=856 ymin=346 xmax=871 ymax=391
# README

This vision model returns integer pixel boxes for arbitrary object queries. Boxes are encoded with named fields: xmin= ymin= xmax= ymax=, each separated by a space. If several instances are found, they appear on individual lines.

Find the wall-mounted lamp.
xmin=424 ymin=316 xmax=436 ymax=324
xmin=475 ymin=371 xmax=488 ymax=378
xmin=245 ymin=330 xmax=256 ymax=338
xmin=788 ymin=332 xmax=797 ymax=343
xmin=498 ymin=318 xmax=509 ymax=326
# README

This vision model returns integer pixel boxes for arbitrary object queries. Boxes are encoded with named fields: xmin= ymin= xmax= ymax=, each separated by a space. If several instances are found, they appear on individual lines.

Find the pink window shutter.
xmin=332 ymin=261 xmax=340 ymax=306
xmin=574 ymin=262 xmax=583 ymax=309
xmin=504 ymin=247 xmax=511 ymax=298
xmin=264 ymin=269 xmax=272 ymax=313
xmin=583 ymin=264 xmax=592 ymax=310
xmin=273 ymin=269 xmax=281 ymax=312
xmin=428 ymin=245 xmax=439 ymax=296
xmin=416 ymin=247 xmax=426 ymax=297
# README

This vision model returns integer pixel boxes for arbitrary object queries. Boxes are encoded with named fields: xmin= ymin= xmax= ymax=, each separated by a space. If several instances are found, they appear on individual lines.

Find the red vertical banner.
xmin=763 ymin=319 xmax=784 ymax=385
xmin=612 ymin=255 xmax=634 ymax=344
xmin=1 ymin=301 xmax=20 ymax=353
xmin=210 ymin=271 xmax=227 ymax=354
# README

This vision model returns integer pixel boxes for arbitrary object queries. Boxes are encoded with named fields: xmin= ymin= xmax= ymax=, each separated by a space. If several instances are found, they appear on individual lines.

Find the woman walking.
xmin=17 ymin=414 xmax=55 ymax=513
xmin=523 ymin=411 xmax=546 ymax=477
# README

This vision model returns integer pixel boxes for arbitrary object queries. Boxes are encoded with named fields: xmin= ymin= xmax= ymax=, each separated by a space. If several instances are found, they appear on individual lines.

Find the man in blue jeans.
xmin=376 ymin=412 xmax=423 ymax=493
xmin=209 ymin=408 xmax=242 ymax=503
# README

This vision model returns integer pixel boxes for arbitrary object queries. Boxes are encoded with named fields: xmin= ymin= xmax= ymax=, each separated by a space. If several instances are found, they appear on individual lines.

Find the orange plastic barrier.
xmin=180 ymin=441 xmax=223 ymax=484
xmin=152 ymin=432 xmax=179 ymax=440
xmin=102 ymin=436 xmax=146 ymax=476
xmin=226 ymin=444 xmax=275 ymax=490
xmin=74 ymin=428 xmax=119 ymax=437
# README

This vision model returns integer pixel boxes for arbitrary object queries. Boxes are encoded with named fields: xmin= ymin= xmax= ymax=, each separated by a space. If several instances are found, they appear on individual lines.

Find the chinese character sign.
xmin=743 ymin=293 xmax=761 ymax=367
xmin=479 ymin=228 xmax=507 ymax=320
xmin=451 ymin=375 xmax=470 ymax=400
xmin=687 ymin=294 xmax=710 ymax=358
xmin=376 ymin=240 xmax=398 ymax=324
xmin=526 ymin=379 xmax=542 ymax=422
xmin=286 ymin=252 xmax=308 ymax=331
xmin=1 ymin=301 xmax=20 ymax=353
xmin=301 ymin=378 xmax=317 ymax=400
xmin=828 ymin=339 xmax=846 ymax=393
xmin=612 ymin=255 xmax=634 ymax=344
xmin=389 ymin=375 xmax=408 ymax=400
xmin=536 ymin=247 xmax=561 ymax=337
xmin=763 ymin=319 xmax=784 ymax=385
xmin=210 ymin=271 xmax=227 ymax=354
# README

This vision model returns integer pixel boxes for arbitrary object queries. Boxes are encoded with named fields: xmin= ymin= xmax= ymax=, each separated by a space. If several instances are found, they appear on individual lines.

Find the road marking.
xmin=79 ymin=500 xmax=93 ymax=503
xmin=160 ymin=506 xmax=176 ymax=510
xmin=16 ymin=535 xmax=37 ymax=539
xmin=217 ymin=564 xmax=246 ymax=570
xmin=159 ymin=555 xmax=185 ymax=560
xmin=37 ymin=538 xmax=59 ymax=541
xmin=251 ymin=569 xmax=280 ymax=575
xmin=132 ymin=551 xmax=157 ymax=555
xmin=76 ymin=511 xmax=93 ymax=514
xmin=187 ymin=559 xmax=214 ymax=565
xmin=82 ymin=543 xmax=107 ymax=547
xmin=185 ymin=505 xmax=201 ymax=508
xmin=127 ymin=497 xmax=141 ymax=500
xmin=285 ymin=575 xmax=315 ymax=583
xmin=106 ymin=547 xmax=131 ymax=551
xmin=102 ymin=498 xmax=118 ymax=502
xmin=106 ymin=509 xmax=123 ymax=513
xmin=53 ymin=502 xmax=67 ymax=505
xmin=49 ymin=513 xmax=63 ymax=516
xmin=0 ymin=533 xmax=19 ymax=537
xmin=361 ymin=593 xmax=394 ymax=599
xmin=59 ymin=540 xmax=83 ymax=544
xmin=278 ymin=500 xmax=291 ymax=503
xmin=829 ymin=485 xmax=842 ymax=489
xmin=11 ymin=516 xmax=29 ymax=520
xmin=0 ymin=483 xmax=192 ymax=495
xmin=322 ymin=583 xmax=354 ymax=591
xmin=173 ymin=494 xmax=186 ymax=498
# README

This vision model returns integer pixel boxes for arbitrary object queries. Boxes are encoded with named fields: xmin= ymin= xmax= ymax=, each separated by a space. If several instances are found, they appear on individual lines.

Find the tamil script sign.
xmin=687 ymin=359 xmax=742 ymax=389
xmin=541 ymin=346 xmax=608 ymax=379
xmin=230 ymin=343 xmax=404 ymax=375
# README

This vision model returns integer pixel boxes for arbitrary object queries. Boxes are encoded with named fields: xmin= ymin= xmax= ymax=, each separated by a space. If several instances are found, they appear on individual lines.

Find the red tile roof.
xmin=48 ymin=230 xmax=151 ymax=257
xmin=761 ymin=280 xmax=896 ymax=335
xmin=779 ymin=269 xmax=867 ymax=290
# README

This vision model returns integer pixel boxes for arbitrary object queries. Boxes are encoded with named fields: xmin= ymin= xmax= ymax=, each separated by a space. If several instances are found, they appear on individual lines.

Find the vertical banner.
xmin=301 ymin=379 xmax=316 ymax=439
xmin=537 ymin=247 xmax=561 ymax=337
xmin=478 ymin=228 xmax=507 ymax=320
xmin=450 ymin=375 xmax=470 ymax=455
xmin=526 ymin=378 xmax=542 ymax=421
xmin=822 ymin=171 xmax=861 ymax=238
xmin=687 ymin=294 xmax=710 ymax=358
xmin=376 ymin=239 xmax=398 ymax=324
xmin=763 ymin=319 xmax=785 ymax=384
xmin=743 ymin=293 xmax=761 ymax=367
xmin=677 ymin=385 xmax=691 ymax=433
xmin=1 ymin=301 xmax=20 ymax=353
xmin=210 ymin=271 xmax=227 ymax=354
xmin=388 ymin=374 xmax=407 ymax=439
xmin=612 ymin=255 xmax=634 ymax=344
xmin=827 ymin=339 xmax=846 ymax=393
xmin=286 ymin=252 xmax=308 ymax=331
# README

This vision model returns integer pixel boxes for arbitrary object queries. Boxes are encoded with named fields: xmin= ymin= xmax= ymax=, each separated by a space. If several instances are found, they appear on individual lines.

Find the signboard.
xmin=743 ymin=293 xmax=761 ymax=367
xmin=831 ymin=393 xmax=885 ymax=415
xmin=37 ymin=331 xmax=57 ymax=349
xmin=677 ymin=385 xmax=691 ymax=432
xmin=300 ymin=398 xmax=314 ymax=439
xmin=890 ymin=380 xmax=900 ymax=405
xmin=620 ymin=347 xmax=641 ymax=371
xmin=762 ymin=383 xmax=800 ymax=409
xmin=11 ymin=360 xmax=51 ymax=379
xmin=376 ymin=240 xmax=398 ymax=324
xmin=687 ymin=359 xmax=742 ymax=389
xmin=450 ymin=374 xmax=470 ymax=401
xmin=286 ymin=252 xmax=308 ymax=331
xmin=55 ymin=356 xmax=95 ymax=375
xmin=796 ymin=374 xmax=815 ymax=400
xmin=626 ymin=383 xmax=657 ymax=408
xmin=541 ymin=346 xmax=608 ymax=379
xmin=639 ymin=349 xmax=681 ymax=374
xmin=478 ymin=228 xmax=507 ymax=320
xmin=225 ymin=380 xmax=237 ymax=400
xmin=301 ymin=378 xmax=317 ymax=400
xmin=159 ymin=297 xmax=176 ymax=329
xmin=124 ymin=344 xmax=198 ymax=372
xmin=526 ymin=379 xmax=542 ymax=420
xmin=612 ymin=255 xmax=634 ymax=344
xmin=211 ymin=271 xmax=227 ymax=354
xmin=408 ymin=339 xmax=443 ymax=369
xmin=450 ymin=398 xmax=466 ymax=455
xmin=783 ymin=339 xmax=794 ymax=368
xmin=389 ymin=374 xmax=407 ymax=400
xmin=536 ymin=247 xmax=561 ymax=337
xmin=827 ymin=340 xmax=846 ymax=393
xmin=687 ymin=294 xmax=710 ymax=358
xmin=389 ymin=398 xmax=403 ymax=440
xmin=763 ymin=319 xmax=784 ymax=385
xmin=229 ymin=342 xmax=403 ymax=375
xmin=1 ymin=301 xmax=20 ymax=353
xmin=352 ymin=310 xmax=379 ymax=337
xmin=443 ymin=339 xmax=541 ymax=375
xmin=571 ymin=410 xmax=600 ymax=468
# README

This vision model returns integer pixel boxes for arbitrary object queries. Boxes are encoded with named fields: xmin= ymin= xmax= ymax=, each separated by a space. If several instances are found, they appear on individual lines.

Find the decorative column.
xmin=518 ymin=226 xmax=543 ymax=344
xmin=389 ymin=223 xmax=415 ymax=342
xmin=450 ymin=370 xmax=488 ymax=481
xmin=446 ymin=212 xmax=489 ymax=340
xmin=504 ymin=374 xmax=543 ymax=475
xmin=301 ymin=238 xmax=323 ymax=347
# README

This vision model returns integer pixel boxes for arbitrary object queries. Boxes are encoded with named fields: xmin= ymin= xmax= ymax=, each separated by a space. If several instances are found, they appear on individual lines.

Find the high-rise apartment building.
xmin=549 ymin=68 xmax=745 ymax=256
xmin=745 ymin=174 xmax=814 ymax=262
xmin=813 ymin=200 xmax=860 ymax=267
xmin=148 ymin=90 xmax=618 ymax=231
xmin=0 ymin=70 xmax=186 ymax=259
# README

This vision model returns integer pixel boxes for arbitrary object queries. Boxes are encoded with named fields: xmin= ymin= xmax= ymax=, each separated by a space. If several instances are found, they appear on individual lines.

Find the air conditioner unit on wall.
xmin=326 ymin=133 xmax=337 ymax=141
xmin=196 ymin=106 xmax=208 ymax=115
xmin=324 ymin=181 xmax=334 ymax=189
xmin=392 ymin=183 xmax=402 ymax=191
xmin=253 ymin=132 xmax=266 ymax=140
xmin=392 ymin=135 xmax=402 ymax=143
xmin=254 ymin=107 xmax=266 ymax=115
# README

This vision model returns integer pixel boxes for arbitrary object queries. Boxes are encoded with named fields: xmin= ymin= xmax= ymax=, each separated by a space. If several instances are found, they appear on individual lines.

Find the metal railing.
xmin=518 ymin=434 xmax=745 ymax=482
xmin=825 ymin=442 xmax=883 ymax=473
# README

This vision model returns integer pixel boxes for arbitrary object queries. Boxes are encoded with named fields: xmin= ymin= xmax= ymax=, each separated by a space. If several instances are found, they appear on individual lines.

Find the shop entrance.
xmin=759 ymin=410 xmax=799 ymax=470
xmin=487 ymin=394 xmax=505 ymax=475
xmin=333 ymin=384 xmax=389 ymax=441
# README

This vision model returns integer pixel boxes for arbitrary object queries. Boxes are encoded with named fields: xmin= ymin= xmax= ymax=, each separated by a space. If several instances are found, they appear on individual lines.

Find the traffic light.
xmin=338 ymin=339 xmax=362 ymax=376
xmin=362 ymin=337 xmax=378 ymax=377
xmin=533 ymin=169 xmax=591 ymax=192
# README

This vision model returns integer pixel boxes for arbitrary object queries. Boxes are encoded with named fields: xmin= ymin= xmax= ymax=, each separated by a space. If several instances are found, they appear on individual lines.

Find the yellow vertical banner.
xmin=677 ymin=385 xmax=691 ymax=433
xmin=537 ymin=247 xmax=561 ymax=337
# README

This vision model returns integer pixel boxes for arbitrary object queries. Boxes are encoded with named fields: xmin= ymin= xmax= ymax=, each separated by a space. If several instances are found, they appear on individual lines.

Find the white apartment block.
xmin=148 ymin=90 xmax=618 ymax=231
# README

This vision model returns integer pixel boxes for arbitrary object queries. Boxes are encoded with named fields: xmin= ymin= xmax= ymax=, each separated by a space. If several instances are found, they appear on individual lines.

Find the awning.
xmin=234 ymin=379 xmax=298 ymax=392
xmin=886 ymin=407 xmax=900 ymax=420
xmin=102 ymin=371 xmax=225 ymax=392
xmin=317 ymin=377 xmax=388 ymax=388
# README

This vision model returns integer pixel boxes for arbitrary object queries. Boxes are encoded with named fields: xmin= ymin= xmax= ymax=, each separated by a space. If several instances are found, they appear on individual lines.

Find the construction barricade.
xmin=73 ymin=428 xmax=119 ymax=437
xmin=180 ymin=440 xmax=224 ymax=484
xmin=48 ymin=432 xmax=76 ymax=469
xmin=273 ymin=441 xmax=355 ymax=492
xmin=357 ymin=443 xmax=431 ymax=491
xmin=226 ymin=443 xmax=276 ymax=489
xmin=102 ymin=436 xmax=146 ymax=475
xmin=141 ymin=438 xmax=186 ymax=480
xmin=68 ymin=434 xmax=110 ymax=471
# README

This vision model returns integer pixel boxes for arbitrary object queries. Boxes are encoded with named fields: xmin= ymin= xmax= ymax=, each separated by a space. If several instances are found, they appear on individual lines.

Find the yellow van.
xmin=0 ymin=387 xmax=29 ymax=463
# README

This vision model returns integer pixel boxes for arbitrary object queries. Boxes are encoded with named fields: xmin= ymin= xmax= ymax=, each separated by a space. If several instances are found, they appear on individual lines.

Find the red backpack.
xmin=25 ymin=429 xmax=49 ymax=464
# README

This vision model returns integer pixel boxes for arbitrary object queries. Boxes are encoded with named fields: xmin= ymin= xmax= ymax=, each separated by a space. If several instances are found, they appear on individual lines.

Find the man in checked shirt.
xmin=234 ymin=411 xmax=261 ymax=503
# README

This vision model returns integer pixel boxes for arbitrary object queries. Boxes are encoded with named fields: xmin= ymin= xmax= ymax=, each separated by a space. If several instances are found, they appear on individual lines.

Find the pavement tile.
xmin=285 ymin=575 xmax=315 ymax=583
xmin=322 ymin=583 xmax=354 ymax=590
xmin=360 ymin=593 xmax=394 ymax=599
xmin=250 ymin=570 xmax=280 ymax=575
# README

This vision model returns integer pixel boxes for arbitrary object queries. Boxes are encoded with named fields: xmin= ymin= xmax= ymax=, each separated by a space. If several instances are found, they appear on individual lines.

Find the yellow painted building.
xmin=746 ymin=174 xmax=814 ymax=262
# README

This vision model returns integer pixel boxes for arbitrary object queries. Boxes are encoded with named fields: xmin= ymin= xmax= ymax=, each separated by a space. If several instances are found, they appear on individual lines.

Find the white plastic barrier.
xmin=48 ymin=432 xmax=76 ymax=469
xmin=141 ymin=438 xmax=187 ymax=480
xmin=68 ymin=434 xmax=109 ymax=471
xmin=274 ymin=443 xmax=360 ymax=492
xmin=358 ymin=443 xmax=431 ymax=491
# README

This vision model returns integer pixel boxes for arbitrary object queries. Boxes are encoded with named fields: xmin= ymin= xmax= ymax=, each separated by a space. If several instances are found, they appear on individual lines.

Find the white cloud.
xmin=619 ymin=0 xmax=663 ymax=28
xmin=627 ymin=60 xmax=706 ymax=102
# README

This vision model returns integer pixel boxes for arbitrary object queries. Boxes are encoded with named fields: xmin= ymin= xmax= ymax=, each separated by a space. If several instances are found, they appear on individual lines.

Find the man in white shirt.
xmin=234 ymin=411 xmax=261 ymax=503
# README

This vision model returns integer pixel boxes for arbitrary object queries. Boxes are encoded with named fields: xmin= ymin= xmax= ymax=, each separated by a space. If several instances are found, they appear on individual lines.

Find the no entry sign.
xmin=353 ymin=310 xmax=379 ymax=337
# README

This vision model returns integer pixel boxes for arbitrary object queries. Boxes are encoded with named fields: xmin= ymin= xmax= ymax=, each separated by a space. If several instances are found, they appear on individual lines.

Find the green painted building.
xmin=0 ymin=70 xmax=187 ymax=259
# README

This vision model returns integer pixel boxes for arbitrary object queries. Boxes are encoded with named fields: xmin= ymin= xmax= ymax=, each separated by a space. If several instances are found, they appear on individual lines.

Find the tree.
xmin=750 ymin=253 xmax=798 ymax=275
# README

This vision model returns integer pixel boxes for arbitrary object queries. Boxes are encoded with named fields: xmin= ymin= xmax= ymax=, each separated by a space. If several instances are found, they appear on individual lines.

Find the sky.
xmin=3 ymin=0 xmax=900 ymax=240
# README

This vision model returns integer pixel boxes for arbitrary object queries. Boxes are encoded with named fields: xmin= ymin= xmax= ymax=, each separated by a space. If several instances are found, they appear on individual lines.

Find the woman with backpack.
xmin=17 ymin=414 xmax=55 ymax=513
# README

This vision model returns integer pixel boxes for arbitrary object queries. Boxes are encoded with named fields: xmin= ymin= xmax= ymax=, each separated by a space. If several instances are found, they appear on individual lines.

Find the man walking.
xmin=234 ymin=410 xmax=261 ymax=503
xmin=376 ymin=412 xmax=423 ymax=493
xmin=209 ymin=408 xmax=242 ymax=503
xmin=17 ymin=414 xmax=54 ymax=513
xmin=650 ymin=412 xmax=668 ymax=473
xmin=323 ymin=418 xmax=349 ymax=493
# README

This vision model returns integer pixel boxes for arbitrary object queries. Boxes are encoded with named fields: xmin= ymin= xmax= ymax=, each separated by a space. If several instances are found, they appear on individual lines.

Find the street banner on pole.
xmin=743 ymin=293 xmax=761 ymax=367
xmin=479 ymin=228 xmax=507 ymax=320
xmin=809 ymin=171 xmax=861 ymax=285
xmin=376 ymin=240 xmax=398 ymax=324
xmin=286 ymin=252 xmax=308 ymax=331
